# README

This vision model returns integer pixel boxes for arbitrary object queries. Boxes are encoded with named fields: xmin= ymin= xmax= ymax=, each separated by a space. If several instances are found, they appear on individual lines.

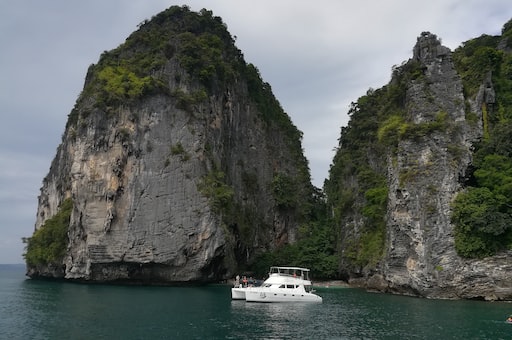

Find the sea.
xmin=1 ymin=264 xmax=511 ymax=339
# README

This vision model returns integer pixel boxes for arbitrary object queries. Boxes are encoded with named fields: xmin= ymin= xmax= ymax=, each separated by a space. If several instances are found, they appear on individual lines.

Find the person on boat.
xmin=242 ymin=276 xmax=248 ymax=287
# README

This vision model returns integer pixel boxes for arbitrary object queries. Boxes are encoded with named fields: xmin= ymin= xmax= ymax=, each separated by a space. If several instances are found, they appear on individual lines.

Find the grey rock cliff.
xmin=29 ymin=7 xmax=312 ymax=283
xmin=357 ymin=33 xmax=512 ymax=300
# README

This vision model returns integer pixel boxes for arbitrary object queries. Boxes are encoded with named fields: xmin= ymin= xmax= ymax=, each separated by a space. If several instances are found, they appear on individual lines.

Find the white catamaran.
xmin=231 ymin=266 xmax=322 ymax=303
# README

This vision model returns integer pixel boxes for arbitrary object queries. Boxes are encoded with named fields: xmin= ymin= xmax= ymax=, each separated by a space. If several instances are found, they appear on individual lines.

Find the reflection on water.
xmin=231 ymin=300 xmax=318 ymax=338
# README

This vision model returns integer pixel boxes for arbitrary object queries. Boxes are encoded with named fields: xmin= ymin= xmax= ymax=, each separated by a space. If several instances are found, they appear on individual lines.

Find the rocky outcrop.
xmin=28 ymin=6 xmax=312 ymax=283
xmin=383 ymin=33 xmax=506 ymax=298
xmin=346 ymin=32 xmax=512 ymax=300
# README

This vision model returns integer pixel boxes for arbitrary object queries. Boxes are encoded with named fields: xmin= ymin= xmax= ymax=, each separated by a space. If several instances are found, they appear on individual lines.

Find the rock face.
xmin=331 ymin=31 xmax=512 ymax=300
xmin=383 ymin=32 xmax=488 ymax=299
xmin=29 ymin=6 xmax=312 ymax=283
xmin=384 ymin=37 xmax=512 ymax=300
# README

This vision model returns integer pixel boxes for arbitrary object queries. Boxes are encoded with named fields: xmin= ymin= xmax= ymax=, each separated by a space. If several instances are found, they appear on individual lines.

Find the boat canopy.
xmin=269 ymin=266 xmax=310 ymax=280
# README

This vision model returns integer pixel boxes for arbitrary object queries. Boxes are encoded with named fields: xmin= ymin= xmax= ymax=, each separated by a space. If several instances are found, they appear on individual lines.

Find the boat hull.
xmin=245 ymin=289 xmax=322 ymax=303
xmin=231 ymin=287 xmax=246 ymax=300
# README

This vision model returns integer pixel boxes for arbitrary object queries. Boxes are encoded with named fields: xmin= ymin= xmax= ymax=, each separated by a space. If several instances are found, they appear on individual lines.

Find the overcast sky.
xmin=1 ymin=0 xmax=511 ymax=264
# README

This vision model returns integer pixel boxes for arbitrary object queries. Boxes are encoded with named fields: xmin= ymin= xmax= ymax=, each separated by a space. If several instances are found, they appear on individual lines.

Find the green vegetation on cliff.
xmin=68 ymin=6 xmax=243 ymax=121
xmin=451 ymin=20 xmax=512 ymax=258
xmin=23 ymin=199 xmax=72 ymax=266
xmin=198 ymin=170 xmax=234 ymax=212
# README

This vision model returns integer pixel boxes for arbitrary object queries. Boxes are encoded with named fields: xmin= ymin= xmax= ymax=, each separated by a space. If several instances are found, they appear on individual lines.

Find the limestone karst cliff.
xmin=325 ymin=23 xmax=512 ymax=300
xmin=26 ymin=6 xmax=313 ymax=283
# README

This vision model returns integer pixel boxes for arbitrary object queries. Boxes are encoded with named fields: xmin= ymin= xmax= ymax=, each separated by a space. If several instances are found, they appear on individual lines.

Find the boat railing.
xmin=269 ymin=272 xmax=310 ymax=281
xmin=269 ymin=269 xmax=310 ymax=280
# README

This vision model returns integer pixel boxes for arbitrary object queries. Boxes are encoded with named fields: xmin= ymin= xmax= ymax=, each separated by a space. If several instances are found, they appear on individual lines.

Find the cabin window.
xmin=279 ymin=284 xmax=285 ymax=288
xmin=286 ymin=284 xmax=295 ymax=289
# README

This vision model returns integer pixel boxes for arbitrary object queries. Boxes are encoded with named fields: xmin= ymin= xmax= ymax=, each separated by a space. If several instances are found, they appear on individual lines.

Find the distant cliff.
xmin=25 ymin=6 xmax=313 ymax=283
xmin=326 ymin=21 xmax=512 ymax=300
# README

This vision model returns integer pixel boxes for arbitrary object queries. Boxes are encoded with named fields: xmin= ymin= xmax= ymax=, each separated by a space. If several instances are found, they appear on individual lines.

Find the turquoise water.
xmin=1 ymin=264 xmax=512 ymax=339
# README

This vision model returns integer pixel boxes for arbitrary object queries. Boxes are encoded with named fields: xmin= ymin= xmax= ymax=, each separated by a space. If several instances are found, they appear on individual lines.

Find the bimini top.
xmin=269 ymin=266 xmax=311 ymax=281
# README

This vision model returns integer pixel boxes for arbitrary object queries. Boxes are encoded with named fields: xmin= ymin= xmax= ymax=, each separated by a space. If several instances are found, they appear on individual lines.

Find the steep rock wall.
xmin=335 ymin=32 xmax=512 ymax=300
xmin=382 ymin=33 xmax=479 ymax=298
xmin=29 ymin=6 xmax=312 ymax=283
